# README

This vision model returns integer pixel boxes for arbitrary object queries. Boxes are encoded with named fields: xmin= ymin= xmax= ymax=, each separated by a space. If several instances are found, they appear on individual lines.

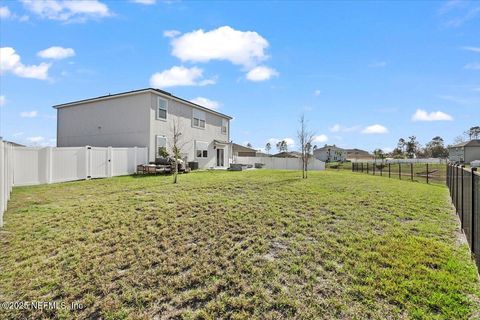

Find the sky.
xmin=0 ymin=0 xmax=479 ymax=152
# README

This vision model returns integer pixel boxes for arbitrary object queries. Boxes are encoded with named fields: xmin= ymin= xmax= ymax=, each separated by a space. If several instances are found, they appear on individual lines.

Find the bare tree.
xmin=170 ymin=118 xmax=187 ymax=184
xmin=297 ymin=114 xmax=315 ymax=179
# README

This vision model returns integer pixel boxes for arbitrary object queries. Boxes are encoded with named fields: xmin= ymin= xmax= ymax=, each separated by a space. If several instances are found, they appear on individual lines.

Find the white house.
xmin=313 ymin=145 xmax=347 ymax=162
xmin=448 ymin=140 xmax=480 ymax=164
xmin=54 ymin=88 xmax=233 ymax=169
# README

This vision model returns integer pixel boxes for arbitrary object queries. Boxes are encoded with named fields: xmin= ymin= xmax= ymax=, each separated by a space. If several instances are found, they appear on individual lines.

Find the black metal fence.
xmin=352 ymin=162 xmax=446 ymax=185
xmin=447 ymin=164 xmax=480 ymax=267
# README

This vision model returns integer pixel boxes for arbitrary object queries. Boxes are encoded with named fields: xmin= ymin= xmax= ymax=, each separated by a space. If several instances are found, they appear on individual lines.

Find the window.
xmin=221 ymin=119 xmax=228 ymax=134
xmin=156 ymin=135 xmax=167 ymax=157
xmin=193 ymin=109 xmax=206 ymax=129
xmin=195 ymin=141 xmax=209 ymax=158
xmin=156 ymin=97 xmax=167 ymax=120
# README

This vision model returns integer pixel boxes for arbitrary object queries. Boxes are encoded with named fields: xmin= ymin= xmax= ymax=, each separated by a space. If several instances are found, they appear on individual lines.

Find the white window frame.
xmin=156 ymin=97 xmax=168 ymax=121
xmin=192 ymin=109 xmax=206 ymax=129
xmin=221 ymin=119 xmax=228 ymax=135
xmin=195 ymin=140 xmax=209 ymax=158
xmin=156 ymin=135 xmax=167 ymax=157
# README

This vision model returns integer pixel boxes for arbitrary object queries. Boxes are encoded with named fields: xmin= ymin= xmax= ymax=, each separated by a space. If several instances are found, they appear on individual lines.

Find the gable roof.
xmin=449 ymin=139 xmax=480 ymax=148
xmin=52 ymin=88 xmax=232 ymax=120
xmin=232 ymin=143 xmax=257 ymax=153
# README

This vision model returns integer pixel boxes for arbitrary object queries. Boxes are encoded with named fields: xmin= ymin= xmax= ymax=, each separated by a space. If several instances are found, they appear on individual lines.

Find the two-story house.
xmin=313 ymin=144 xmax=347 ymax=162
xmin=54 ymin=88 xmax=232 ymax=169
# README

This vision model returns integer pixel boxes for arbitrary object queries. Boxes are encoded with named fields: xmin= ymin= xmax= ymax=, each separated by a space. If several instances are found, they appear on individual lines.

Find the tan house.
xmin=54 ymin=88 xmax=233 ymax=169
xmin=345 ymin=148 xmax=374 ymax=161
xmin=232 ymin=143 xmax=258 ymax=157
xmin=448 ymin=140 xmax=480 ymax=163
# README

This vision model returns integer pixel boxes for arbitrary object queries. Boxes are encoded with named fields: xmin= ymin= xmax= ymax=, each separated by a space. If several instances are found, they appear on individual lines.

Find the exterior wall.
xmin=314 ymin=147 xmax=346 ymax=162
xmin=449 ymin=147 xmax=465 ymax=162
xmin=465 ymin=147 xmax=480 ymax=163
xmin=57 ymin=93 xmax=151 ymax=148
xmin=236 ymin=151 xmax=256 ymax=157
xmin=148 ymin=92 xmax=230 ymax=168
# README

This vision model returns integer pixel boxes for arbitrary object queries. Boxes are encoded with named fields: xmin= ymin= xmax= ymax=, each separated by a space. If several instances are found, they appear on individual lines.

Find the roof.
xmin=232 ymin=143 xmax=257 ymax=153
xmin=315 ymin=145 xmax=346 ymax=151
xmin=449 ymin=139 xmax=480 ymax=148
xmin=345 ymin=148 xmax=372 ymax=155
xmin=52 ymin=88 xmax=233 ymax=120
xmin=2 ymin=140 xmax=25 ymax=147
xmin=272 ymin=151 xmax=302 ymax=158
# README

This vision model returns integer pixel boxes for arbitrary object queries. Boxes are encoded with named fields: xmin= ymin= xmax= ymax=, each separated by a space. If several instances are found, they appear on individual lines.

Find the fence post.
xmin=373 ymin=162 xmax=376 ymax=175
xmin=399 ymin=163 xmax=401 ymax=180
xmin=0 ymin=140 xmax=4 ymax=227
xmin=133 ymin=146 xmax=138 ymax=171
xmin=461 ymin=165 xmax=464 ymax=227
xmin=411 ymin=163 xmax=413 ymax=181
xmin=46 ymin=146 xmax=53 ymax=184
xmin=367 ymin=163 xmax=369 ymax=174
xmin=380 ymin=162 xmax=383 ymax=176
xmin=84 ymin=146 xmax=90 ymax=180
xmin=361 ymin=163 xmax=364 ymax=173
xmin=426 ymin=163 xmax=429 ymax=184
xmin=472 ymin=168 xmax=477 ymax=254
xmin=107 ymin=146 xmax=113 ymax=178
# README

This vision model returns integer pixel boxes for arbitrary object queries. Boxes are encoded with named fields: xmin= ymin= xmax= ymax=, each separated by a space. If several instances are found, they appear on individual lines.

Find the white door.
xmin=216 ymin=148 xmax=225 ymax=167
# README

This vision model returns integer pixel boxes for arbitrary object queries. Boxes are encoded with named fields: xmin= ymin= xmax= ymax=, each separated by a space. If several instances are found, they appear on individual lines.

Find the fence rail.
xmin=447 ymin=164 xmax=480 ymax=267
xmin=352 ymin=162 xmax=446 ymax=185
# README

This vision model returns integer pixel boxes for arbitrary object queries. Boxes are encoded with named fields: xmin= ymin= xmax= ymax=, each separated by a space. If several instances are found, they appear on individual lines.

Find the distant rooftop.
xmin=449 ymin=139 xmax=480 ymax=148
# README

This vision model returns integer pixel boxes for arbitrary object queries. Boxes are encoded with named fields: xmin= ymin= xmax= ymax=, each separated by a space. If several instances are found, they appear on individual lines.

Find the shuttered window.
xmin=157 ymin=97 xmax=167 ymax=120
xmin=193 ymin=109 xmax=206 ymax=129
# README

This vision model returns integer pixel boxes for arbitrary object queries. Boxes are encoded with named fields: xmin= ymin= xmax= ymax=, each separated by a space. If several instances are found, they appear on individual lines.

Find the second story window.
xmin=157 ymin=97 xmax=167 ymax=120
xmin=221 ymin=119 xmax=228 ymax=134
xmin=193 ymin=109 xmax=206 ymax=129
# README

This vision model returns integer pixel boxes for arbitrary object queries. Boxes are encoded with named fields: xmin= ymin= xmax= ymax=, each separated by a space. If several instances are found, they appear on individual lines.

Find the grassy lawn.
xmin=0 ymin=170 xmax=479 ymax=319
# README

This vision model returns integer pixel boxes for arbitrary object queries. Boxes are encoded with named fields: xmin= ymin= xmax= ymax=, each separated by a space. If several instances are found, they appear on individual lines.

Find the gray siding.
xmin=57 ymin=93 xmax=151 ymax=148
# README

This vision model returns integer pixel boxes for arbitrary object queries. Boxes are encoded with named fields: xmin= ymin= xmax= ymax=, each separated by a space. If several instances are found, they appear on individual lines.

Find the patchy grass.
xmin=0 ymin=170 xmax=479 ymax=319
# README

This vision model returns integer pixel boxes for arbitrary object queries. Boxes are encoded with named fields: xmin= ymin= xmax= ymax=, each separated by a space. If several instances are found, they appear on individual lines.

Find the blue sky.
xmin=0 ymin=0 xmax=479 ymax=152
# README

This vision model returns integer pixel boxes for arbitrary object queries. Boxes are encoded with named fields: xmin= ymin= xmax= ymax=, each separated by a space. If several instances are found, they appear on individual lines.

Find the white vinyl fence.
xmin=0 ymin=145 xmax=148 ymax=226
xmin=0 ymin=140 xmax=15 ymax=227
xmin=234 ymin=156 xmax=325 ymax=171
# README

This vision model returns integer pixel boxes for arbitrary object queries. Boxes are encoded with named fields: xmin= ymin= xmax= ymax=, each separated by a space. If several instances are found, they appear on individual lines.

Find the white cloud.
xmin=465 ymin=62 xmax=480 ymax=70
xmin=170 ymin=26 xmax=269 ymax=68
xmin=411 ymin=109 xmax=453 ymax=122
xmin=21 ymin=0 xmax=111 ymax=22
xmin=0 ymin=95 xmax=5 ymax=107
xmin=462 ymin=46 xmax=480 ymax=53
xmin=12 ymin=132 xmax=24 ymax=137
xmin=20 ymin=110 xmax=38 ymax=118
xmin=37 ymin=46 xmax=75 ymax=59
xmin=313 ymin=134 xmax=328 ymax=143
xmin=131 ymin=0 xmax=156 ymax=4
xmin=150 ymin=66 xmax=216 ymax=88
xmin=368 ymin=61 xmax=387 ymax=68
xmin=245 ymin=66 xmax=278 ymax=81
xmin=163 ymin=29 xmax=181 ymax=38
xmin=190 ymin=97 xmax=220 ymax=110
xmin=0 ymin=47 xmax=51 ymax=80
xmin=0 ymin=6 xmax=11 ymax=19
xmin=313 ymin=89 xmax=321 ymax=96
xmin=361 ymin=124 xmax=388 ymax=134
xmin=329 ymin=124 xmax=360 ymax=133
xmin=26 ymin=136 xmax=45 ymax=143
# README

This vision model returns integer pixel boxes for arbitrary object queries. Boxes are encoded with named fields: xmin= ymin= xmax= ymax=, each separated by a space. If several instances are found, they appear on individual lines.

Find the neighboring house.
xmin=2 ymin=140 xmax=25 ymax=147
xmin=345 ymin=148 xmax=374 ymax=161
xmin=273 ymin=151 xmax=302 ymax=158
xmin=232 ymin=143 xmax=258 ymax=157
xmin=54 ymin=88 xmax=232 ymax=169
xmin=448 ymin=140 xmax=480 ymax=163
xmin=314 ymin=145 xmax=347 ymax=162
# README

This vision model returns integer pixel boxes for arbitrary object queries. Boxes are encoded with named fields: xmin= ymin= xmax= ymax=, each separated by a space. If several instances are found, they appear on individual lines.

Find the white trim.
xmin=156 ymin=97 xmax=168 ymax=121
